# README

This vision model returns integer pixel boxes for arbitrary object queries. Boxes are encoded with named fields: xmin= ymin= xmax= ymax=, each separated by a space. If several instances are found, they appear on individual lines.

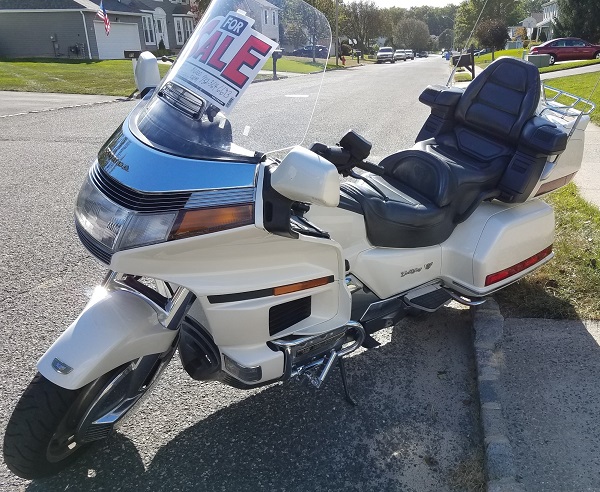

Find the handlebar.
xmin=309 ymin=142 xmax=384 ymax=176
xmin=355 ymin=160 xmax=384 ymax=176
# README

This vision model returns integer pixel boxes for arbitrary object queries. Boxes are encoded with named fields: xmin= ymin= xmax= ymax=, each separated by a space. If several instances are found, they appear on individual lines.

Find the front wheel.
xmin=3 ymin=348 xmax=175 ymax=479
xmin=594 ymin=51 xmax=600 ymax=60
xmin=548 ymin=53 xmax=556 ymax=65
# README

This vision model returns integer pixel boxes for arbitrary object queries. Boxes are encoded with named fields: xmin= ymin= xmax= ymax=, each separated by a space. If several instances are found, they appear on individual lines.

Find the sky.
xmin=372 ymin=0 xmax=455 ymax=9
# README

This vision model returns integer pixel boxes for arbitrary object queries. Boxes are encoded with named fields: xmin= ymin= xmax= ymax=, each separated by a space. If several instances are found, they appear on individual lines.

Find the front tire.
xmin=548 ymin=53 xmax=556 ymax=65
xmin=3 ymin=373 xmax=88 ymax=478
xmin=4 ymin=348 xmax=175 ymax=479
xmin=594 ymin=51 xmax=600 ymax=60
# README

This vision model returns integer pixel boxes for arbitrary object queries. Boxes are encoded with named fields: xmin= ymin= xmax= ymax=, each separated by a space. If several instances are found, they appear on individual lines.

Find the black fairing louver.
xmin=76 ymin=221 xmax=112 ymax=265
xmin=269 ymin=297 xmax=311 ymax=336
xmin=90 ymin=163 xmax=191 ymax=213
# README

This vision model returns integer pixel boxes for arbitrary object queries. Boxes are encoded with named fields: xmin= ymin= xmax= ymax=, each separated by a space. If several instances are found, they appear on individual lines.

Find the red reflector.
xmin=535 ymin=173 xmax=576 ymax=196
xmin=485 ymin=245 xmax=553 ymax=286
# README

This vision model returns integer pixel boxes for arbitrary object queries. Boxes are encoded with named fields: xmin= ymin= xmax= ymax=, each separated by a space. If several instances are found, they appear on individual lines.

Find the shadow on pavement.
xmin=24 ymin=308 xmax=483 ymax=492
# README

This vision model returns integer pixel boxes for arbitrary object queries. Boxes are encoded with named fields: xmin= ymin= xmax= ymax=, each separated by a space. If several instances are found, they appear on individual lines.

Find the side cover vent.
xmin=269 ymin=297 xmax=311 ymax=336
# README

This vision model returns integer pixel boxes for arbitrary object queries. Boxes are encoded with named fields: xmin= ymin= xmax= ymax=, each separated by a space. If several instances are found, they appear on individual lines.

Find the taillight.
xmin=485 ymin=245 xmax=553 ymax=286
xmin=535 ymin=173 xmax=575 ymax=196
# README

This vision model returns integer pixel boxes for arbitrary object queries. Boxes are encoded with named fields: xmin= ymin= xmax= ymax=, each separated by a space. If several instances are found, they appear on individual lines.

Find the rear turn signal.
xmin=485 ymin=245 xmax=553 ymax=286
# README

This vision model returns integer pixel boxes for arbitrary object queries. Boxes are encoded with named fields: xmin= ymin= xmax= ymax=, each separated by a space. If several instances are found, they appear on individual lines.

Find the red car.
xmin=529 ymin=37 xmax=600 ymax=65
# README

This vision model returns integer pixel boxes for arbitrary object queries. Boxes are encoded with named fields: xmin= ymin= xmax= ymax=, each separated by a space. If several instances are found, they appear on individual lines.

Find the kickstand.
xmin=338 ymin=357 xmax=357 ymax=406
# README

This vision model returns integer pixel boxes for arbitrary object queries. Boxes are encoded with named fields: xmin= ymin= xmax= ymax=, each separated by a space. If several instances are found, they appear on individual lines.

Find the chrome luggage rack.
xmin=540 ymin=84 xmax=596 ymax=137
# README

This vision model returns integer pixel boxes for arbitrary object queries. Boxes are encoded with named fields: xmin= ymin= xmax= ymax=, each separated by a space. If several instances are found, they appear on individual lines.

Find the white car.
xmin=404 ymin=49 xmax=415 ymax=60
xmin=376 ymin=47 xmax=395 ymax=63
xmin=393 ymin=49 xmax=407 ymax=61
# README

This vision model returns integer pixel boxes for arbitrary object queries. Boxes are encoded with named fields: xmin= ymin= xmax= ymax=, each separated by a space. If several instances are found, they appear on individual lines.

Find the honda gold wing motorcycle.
xmin=3 ymin=0 xmax=594 ymax=479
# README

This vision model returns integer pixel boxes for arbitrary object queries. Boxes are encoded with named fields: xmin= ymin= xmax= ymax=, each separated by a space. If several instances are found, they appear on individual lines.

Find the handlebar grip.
xmin=355 ymin=160 xmax=385 ymax=176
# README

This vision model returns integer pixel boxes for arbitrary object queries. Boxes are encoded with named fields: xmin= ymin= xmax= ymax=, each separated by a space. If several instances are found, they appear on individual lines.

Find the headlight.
xmin=74 ymin=172 xmax=254 ymax=259
xmin=75 ymin=174 xmax=178 ymax=251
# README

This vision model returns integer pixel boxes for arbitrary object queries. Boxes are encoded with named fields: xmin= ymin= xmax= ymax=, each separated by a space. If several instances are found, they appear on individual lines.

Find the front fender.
xmin=38 ymin=287 xmax=178 ymax=390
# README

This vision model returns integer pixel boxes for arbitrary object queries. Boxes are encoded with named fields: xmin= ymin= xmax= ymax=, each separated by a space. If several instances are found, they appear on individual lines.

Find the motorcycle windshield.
xmin=132 ymin=0 xmax=331 ymax=161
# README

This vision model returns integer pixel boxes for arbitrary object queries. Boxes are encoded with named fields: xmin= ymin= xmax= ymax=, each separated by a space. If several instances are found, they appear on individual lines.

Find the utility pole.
xmin=335 ymin=0 xmax=339 ymax=66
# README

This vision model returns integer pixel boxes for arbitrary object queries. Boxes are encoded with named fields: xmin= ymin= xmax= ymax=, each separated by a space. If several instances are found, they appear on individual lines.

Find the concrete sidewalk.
xmin=0 ymin=91 xmax=125 ymax=118
xmin=467 ymin=65 xmax=600 ymax=491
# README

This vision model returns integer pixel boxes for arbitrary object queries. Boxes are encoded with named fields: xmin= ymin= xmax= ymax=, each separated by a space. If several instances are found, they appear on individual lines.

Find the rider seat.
xmin=340 ymin=57 xmax=568 ymax=248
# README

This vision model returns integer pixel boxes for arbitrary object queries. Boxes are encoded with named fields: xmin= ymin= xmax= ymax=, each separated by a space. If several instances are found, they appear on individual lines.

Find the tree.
xmin=454 ymin=0 xmax=522 ymax=49
xmin=476 ymin=18 xmax=509 ymax=59
xmin=519 ymin=0 xmax=545 ymax=14
xmin=394 ymin=18 xmax=430 ymax=51
xmin=555 ymin=0 xmax=600 ymax=43
xmin=342 ymin=0 xmax=382 ymax=51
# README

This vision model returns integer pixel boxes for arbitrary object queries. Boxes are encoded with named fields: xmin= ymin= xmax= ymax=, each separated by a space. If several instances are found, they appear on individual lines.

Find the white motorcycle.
xmin=3 ymin=0 xmax=594 ymax=479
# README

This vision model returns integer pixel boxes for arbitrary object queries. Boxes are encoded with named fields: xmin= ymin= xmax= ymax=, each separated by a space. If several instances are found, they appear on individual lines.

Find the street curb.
xmin=471 ymin=299 xmax=525 ymax=492
xmin=0 ymin=96 xmax=132 ymax=119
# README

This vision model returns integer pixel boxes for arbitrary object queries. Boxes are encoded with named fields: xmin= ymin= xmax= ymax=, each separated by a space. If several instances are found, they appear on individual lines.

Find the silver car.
xmin=376 ymin=47 xmax=395 ymax=63
xmin=393 ymin=49 xmax=407 ymax=61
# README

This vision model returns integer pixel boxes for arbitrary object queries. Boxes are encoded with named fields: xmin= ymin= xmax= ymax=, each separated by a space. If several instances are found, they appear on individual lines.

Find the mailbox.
xmin=124 ymin=50 xmax=142 ymax=59
xmin=272 ymin=49 xmax=283 ymax=60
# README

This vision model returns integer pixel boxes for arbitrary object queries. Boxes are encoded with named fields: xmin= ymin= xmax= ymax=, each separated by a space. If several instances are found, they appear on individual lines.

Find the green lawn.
xmin=0 ymin=58 xmax=170 ymax=96
xmin=543 ymin=72 xmax=600 ymax=125
xmin=540 ymin=59 xmax=600 ymax=73
xmin=496 ymin=184 xmax=600 ymax=320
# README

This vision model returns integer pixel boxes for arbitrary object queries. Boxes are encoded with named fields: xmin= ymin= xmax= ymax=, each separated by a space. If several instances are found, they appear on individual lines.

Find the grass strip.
xmin=496 ymin=183 xmax=600 ymax=320
xmin=0 ymin=58 xmax=170 ymax=96
xmin=542 ymin=72 xmax=600 ymax=125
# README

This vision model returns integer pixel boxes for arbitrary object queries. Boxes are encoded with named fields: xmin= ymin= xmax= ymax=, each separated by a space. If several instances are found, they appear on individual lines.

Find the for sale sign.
xmin=173 ymin=11 xmax=278 ymax=115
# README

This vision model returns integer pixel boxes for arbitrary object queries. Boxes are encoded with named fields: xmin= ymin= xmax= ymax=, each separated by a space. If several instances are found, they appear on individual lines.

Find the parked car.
xmin=475 ymin=48 xmax=490 ymax=56
xmin=291 ymin=45 xmax=328 ymax=58
xmin=393 ymin=49 xmax=407 ymax=61
xmin=529 ymin=37 xmax=600 ymax=65
xmin=376 ymin=46 xmax=395 ymax=63
xmin=404 ymin=49 xmax=415 ymax=60
xmin=417 ymin=51 xmax=428 ymax=57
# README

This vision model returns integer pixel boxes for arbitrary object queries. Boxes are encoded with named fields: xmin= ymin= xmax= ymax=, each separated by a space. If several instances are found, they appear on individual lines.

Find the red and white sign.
xmin=173 ymin=11 xmax=278 ymax=115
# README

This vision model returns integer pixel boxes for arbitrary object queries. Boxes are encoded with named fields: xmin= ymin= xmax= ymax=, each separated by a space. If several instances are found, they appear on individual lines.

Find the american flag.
xmin=97 ymin=0 xmax=110 ymax=36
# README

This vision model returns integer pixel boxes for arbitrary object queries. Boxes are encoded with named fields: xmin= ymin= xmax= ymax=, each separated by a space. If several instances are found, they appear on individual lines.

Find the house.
xmin=0 ymin=0 xmax=195 ymax=60
xmin=245 ymin=0 xmax=279 ymax=44
xmin=519 ymin=13 xmax=543 ymax=40
xmin=536 ymin=0 xmax=558 ymax=40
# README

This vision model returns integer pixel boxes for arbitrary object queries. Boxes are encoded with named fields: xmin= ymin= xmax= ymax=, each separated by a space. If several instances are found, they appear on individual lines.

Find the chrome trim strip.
xmin=103 ymin=271 xmax=194 ymax=329
xmin=185 ymin=188 xmax=255 ymax=209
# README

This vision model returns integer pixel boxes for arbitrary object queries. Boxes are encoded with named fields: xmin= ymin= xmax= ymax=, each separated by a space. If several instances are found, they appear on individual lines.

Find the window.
xmin=142 ymin=15 xmax=155 ymax=44
xmin=272 ymin=11 xmax=276 ymax=24
xmin=264 ymin=10 xmax=268 ymax=24
xmin=174 ymin=17 xmax=184 ymax=45
xmin=184 ymin=18 xmax=194 ymax=41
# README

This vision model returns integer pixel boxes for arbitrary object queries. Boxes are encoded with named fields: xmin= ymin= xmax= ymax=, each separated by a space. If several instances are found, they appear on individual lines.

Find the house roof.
xmin=0 ymin=0 xmax=153 ymax=12
xmin=172 ymin=5 xmax=192 ymax=15
xmin=0 ymin=0 xmax=84 ymax=9
xmin=85 ymin=0 xmax=154 ymax=13
xmin=250 ymin=0 xmax=280 ymax=10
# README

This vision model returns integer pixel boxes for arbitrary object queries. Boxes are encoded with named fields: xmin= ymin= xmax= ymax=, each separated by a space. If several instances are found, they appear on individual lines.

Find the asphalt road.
xmin=0 ymin=57 xmax=483 ymax=491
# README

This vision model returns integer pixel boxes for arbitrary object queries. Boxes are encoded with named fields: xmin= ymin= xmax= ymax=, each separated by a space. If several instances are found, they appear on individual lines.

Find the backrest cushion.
xmin=454 ymin=58 xmax=540 ymax=144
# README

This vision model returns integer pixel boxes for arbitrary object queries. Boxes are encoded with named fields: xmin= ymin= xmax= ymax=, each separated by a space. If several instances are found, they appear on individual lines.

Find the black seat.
xmin=340 ymin=57 xmax=568 ymax=248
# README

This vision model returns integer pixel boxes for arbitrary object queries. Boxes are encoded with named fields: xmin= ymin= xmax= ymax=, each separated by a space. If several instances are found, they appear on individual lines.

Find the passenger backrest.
xmin=454 ymin=57 xmax=541 ymax=144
